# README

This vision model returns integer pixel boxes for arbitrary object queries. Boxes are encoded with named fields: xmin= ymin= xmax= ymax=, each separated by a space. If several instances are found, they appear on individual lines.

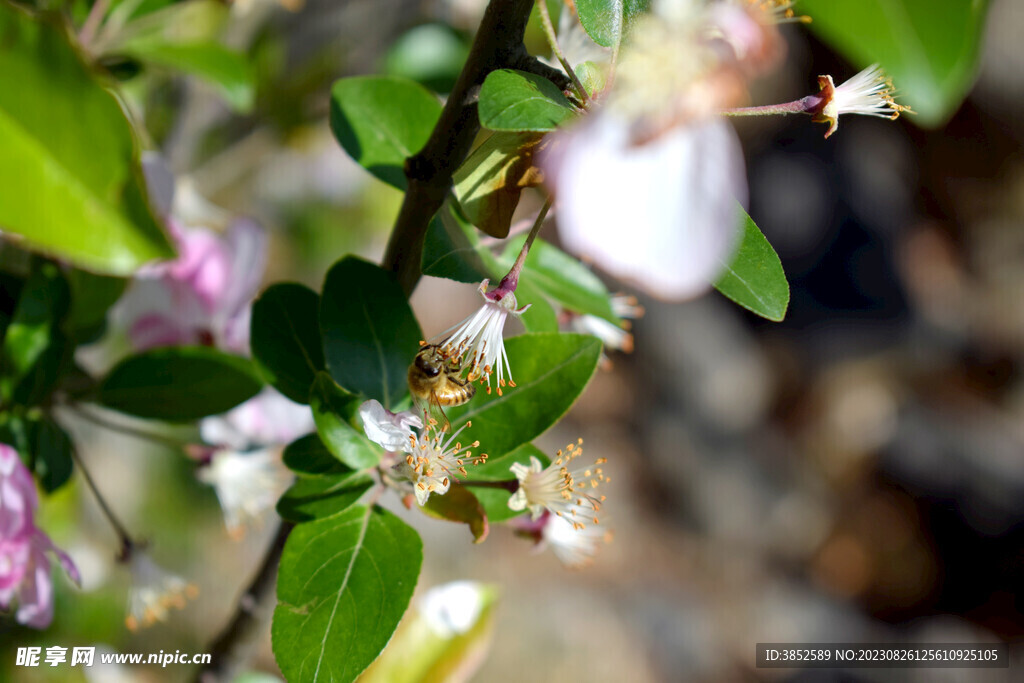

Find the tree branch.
xmin=382 ymin=0 xmax=540 ymax=294
xmin=194 ymin=521 xmax=293 ymax=683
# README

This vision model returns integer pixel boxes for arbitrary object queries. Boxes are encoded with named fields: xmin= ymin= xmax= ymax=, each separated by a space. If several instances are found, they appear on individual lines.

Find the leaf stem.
xmin=536 ymin=0 xmax=589 ymax=105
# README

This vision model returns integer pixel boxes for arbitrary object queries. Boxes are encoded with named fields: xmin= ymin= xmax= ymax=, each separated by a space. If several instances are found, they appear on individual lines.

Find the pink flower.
xmin=0 ymin=445 xmax=80 ymax=629
xmin=117 ymin=218 xmax=267 ymax=354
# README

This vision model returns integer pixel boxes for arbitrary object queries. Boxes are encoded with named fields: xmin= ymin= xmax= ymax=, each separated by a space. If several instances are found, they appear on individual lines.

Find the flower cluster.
xmin=116 ymin=218 xmax=266 ymax=354
xmin=0 ymin=444 xmax=80 ymax=629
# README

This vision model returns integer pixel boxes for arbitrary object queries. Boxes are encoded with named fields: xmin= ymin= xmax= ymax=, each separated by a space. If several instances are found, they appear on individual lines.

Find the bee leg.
xmin=431 ymin=391 xmax=452 ymax=430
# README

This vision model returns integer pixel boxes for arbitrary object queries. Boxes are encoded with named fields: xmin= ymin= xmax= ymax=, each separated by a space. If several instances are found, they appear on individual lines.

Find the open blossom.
xmin=809 ymin=64 xmax=909 ymax=139
xmin=437 ymin=279 xmax=529 ymax=395
xmin=359 ymin=400 xmax=485 ymax=505
xmin=508 ymin=439 xmax=607 ymax=528
xmin=116 ymin=218 xmax=266 ymax=354
xmin=197 ymin=390 xmax=312 ymax=537
xmin=397 ymin=420 xmax=484 ymax=506
xmin=0 ymin=444 xmax=80 ymax=629
xmin=196 ymin=448 xmax=291 ymax=539
xmin=124 ymin=550 xmax=197 ymax=631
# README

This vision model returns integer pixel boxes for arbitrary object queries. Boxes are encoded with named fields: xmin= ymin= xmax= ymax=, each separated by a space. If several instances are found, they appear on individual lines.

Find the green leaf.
xmin=468 ymin=443 xmax=550 ymax=523
xmin=478 ymin=69 xmax=575 ymax=133
xmin=329 ymin=75 xmax=442 ymax=190
xmin=251 ymin=283 xmax=326 ymax=404
xmin=98 ymin=347 xmax=263 ymax=421
xmin=713 ymin=210 xmax=789 ymax=322
xmin=499 ymin=236 xmax=620 ymax=325
xmin=421 ymin=205 xmax=495 ymax=285
xmin=0 ymin=9 xmax=174 ymax=274
xmin=11 ymin=332 xmax=73 ymax=407
xmin=575 ymin=0 xmax=651 ymax=49
xmin=452 ymin=132 xmax=545 ymax=238
xmin=420 ymin=482 xmax=488 ymax=543
xmin=272 ymin=505 xmax=422 ymax=683
xmin=800 ymin=0 xmax=990 ymax=126
xmin=383 ymin=23 xmax=468 ymax=93
xmin=62 ymin=268 xmax=127 ymax=344
xmin=309 ymin=372 xmax=380 ymax=470
xmin=120 ymin=41 xmax=255 ymax=112
xmin=283 ymin=433 xmax=349 ymax=476
xmin=28 ymin=416 xmax=74 ymax=493
xmin=1 ymin=261 xmax=68 ymax=390
xmin=446 ymin=333 xmax=601 ymax=459
xmin=319 ymin=256 xmax=423 ymax=408
xmin=276 ymin=469 xmax=374 ymax=523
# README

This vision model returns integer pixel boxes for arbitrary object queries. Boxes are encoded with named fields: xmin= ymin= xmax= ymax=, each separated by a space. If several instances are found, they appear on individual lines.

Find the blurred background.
xmin=3 ymin=0 xmax=1024 ymax=681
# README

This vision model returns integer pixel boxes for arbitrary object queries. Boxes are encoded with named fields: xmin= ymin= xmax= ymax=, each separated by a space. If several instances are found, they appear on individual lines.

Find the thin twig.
xmin=68 ymin=442 xmax=136 ymax=556
xmin=66 ymin=404 xmax=194 ymax=450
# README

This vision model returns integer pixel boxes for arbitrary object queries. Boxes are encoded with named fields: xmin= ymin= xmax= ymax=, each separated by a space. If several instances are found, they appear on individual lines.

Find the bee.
xmin=408 ymin=344 xmax=476 ymax=423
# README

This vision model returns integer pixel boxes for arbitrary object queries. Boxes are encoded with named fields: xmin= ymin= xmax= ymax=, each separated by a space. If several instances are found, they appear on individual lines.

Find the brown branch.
xmin=382 ymin=0 xmax=543 ymax=294
xmin=194 ymin=521 xmax=293 ymax=683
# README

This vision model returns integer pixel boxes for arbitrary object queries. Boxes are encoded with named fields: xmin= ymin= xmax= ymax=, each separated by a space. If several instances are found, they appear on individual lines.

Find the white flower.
xmin=197 ymin=390 xmax=312 ymax=537
xmin=358 ymin=399 xmax=423 ymax=452
xmin=812 ymin=64 xmax=909 ymax=139
xmin=397 ymin=421 xmax=484 ymax=506
xmin=124 ymin=552 xmax=197 ymax=631
xmin=359 ymin=401 xmax=484 ymax=505
xmin=507 ymin=439 xmax=606 ymax=527
xmin=570 ymin=294 xmax=645 ymax=355
xmin=542 ymin=512 xmax=611 ymax=569
xmin=196 ymin=448 xmax=291 ymax=539
xmin=438 ymin=280 xmax=529 ymax=395
xmin=549 ymin=114 xmax=746 ymax=300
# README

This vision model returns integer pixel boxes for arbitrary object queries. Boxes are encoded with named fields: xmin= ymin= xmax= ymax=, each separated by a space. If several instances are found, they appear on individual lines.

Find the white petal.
xmin=553 ymin=114 xmax=746 ymax=300
xmin=358 ymin=400 xmax=420 ymax=452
